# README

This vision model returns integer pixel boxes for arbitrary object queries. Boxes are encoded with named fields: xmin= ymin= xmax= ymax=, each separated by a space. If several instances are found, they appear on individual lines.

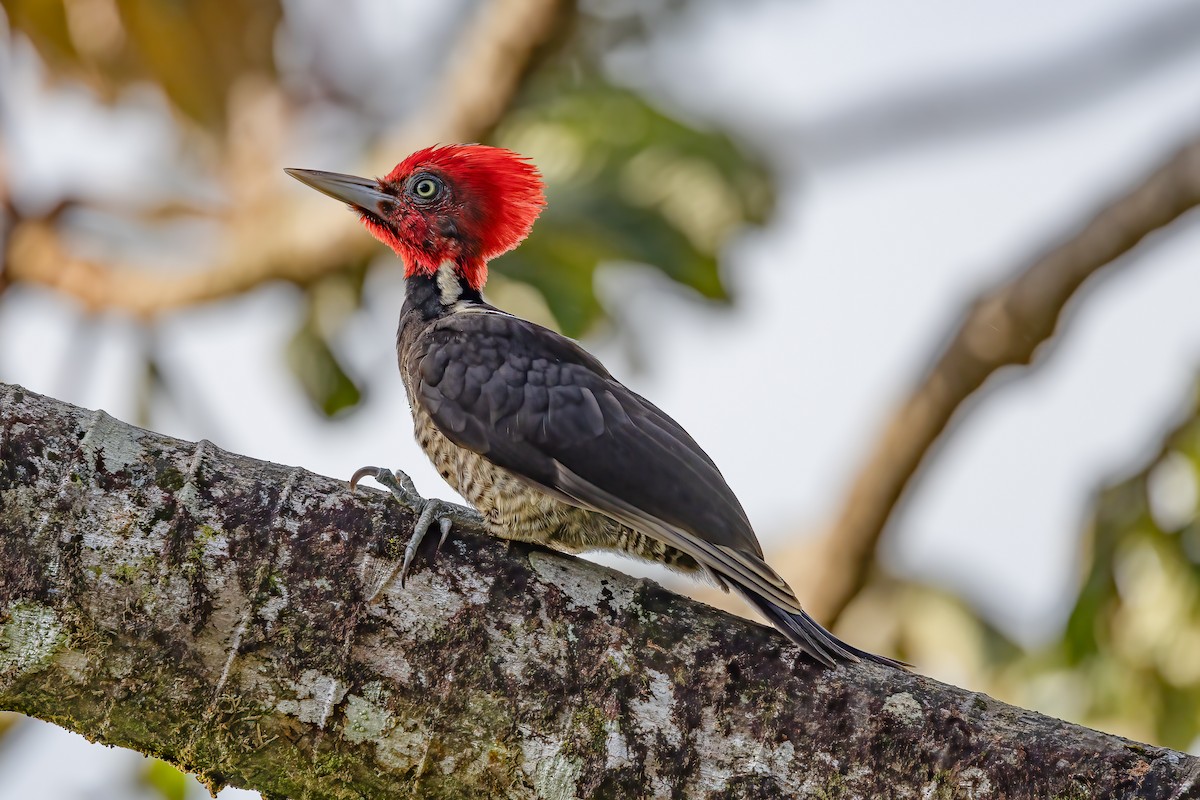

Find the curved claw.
xmin=436 ymin=517 xmax=453 ymax=552
xmin=397 ymin=498 xmax=479 ymax=587
xmin=400 ymin=499 xmax=441 ymax=587
xmin=349 ymin=465 xmax=384 ymax=492
xmin=357 ymin=467 xmax=486 ymax=592
xmin=350 ymin=466 xmax=422 ymax=507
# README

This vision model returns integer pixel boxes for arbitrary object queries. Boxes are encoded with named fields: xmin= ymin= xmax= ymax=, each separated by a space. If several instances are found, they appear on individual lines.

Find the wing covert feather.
xmin=414 ymin=312 xmax=763 ymax=558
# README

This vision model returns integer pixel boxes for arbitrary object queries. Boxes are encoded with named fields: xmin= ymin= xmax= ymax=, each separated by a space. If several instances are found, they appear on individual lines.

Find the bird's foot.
xmin=350 ymin=466 xmax=483 ymax=587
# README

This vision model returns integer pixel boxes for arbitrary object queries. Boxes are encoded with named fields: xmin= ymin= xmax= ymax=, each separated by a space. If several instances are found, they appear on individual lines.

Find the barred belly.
xmin=411 ymin=407 xmax=699 ymax=572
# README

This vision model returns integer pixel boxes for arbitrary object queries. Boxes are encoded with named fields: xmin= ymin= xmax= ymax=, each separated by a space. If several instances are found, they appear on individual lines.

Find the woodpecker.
xmin=286 ymin=145 xmax=899 ymax=668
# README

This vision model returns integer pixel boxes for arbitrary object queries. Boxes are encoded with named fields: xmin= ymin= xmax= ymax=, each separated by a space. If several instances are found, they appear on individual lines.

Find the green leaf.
xmin=491 ymin=78 xmax=776 ymax=336
xmin=286 ymin=316 xmax=362 ymax=419
xmin=141 ymin=758 xmax=189 ymax=800
xmin=1050 ymin=380 xmax=1200 ymax=748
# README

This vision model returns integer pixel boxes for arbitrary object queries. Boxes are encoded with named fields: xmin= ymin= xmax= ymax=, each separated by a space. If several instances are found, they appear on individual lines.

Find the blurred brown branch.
xmin=3 ymin=0 xmax=569 ymax=318
xmin=806 ymin=135 xmax=1200 ymax=626
xmin=0 ymin=143 xmax=10 ymax=298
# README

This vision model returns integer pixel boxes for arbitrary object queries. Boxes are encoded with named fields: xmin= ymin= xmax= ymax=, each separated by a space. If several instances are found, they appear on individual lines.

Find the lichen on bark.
xmin=2 ymin=382 xmax=1200 ymax=799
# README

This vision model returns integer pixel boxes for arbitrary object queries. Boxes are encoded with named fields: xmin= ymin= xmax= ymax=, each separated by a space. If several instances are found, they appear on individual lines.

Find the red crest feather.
xmin=373 ymin=144 xmax=546 ymax=290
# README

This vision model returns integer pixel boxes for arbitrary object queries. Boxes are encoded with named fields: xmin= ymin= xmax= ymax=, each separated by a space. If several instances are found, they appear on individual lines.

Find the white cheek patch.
xmin=436 ymin=261 xmax=463 ymax=306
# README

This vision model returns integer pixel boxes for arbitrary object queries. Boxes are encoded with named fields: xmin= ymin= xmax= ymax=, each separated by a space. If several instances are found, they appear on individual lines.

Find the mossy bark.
xmin=1 ymin=382 xmax=1197 ymax=799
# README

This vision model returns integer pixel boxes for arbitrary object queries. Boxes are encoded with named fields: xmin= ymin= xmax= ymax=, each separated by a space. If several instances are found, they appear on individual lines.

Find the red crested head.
xmin=287 ymin=145 xmax=545 ymax=291
xmin=359 ymin=145 xmax=547 ymax=290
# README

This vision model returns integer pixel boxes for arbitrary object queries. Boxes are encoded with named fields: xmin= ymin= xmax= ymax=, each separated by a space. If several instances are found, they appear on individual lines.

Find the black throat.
xmin=402 ymin=264 xmax=485 ymax=322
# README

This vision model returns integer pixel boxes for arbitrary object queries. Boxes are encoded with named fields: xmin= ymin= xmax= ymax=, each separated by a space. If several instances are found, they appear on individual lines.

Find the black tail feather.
xmin=737 ymin=589 xmax=907 ymax=669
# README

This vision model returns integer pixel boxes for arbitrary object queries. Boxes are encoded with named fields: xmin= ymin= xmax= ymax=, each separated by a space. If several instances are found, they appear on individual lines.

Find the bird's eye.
xmin=409 ymin=174 xmax=443 ymax=202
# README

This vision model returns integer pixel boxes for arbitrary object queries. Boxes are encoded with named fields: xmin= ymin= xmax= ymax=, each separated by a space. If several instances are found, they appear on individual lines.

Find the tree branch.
xmin=2 ymin=383 xmax=1198 ymax=798
xmin=809 ymin=136 xmax=1200 ymax=625
xmin=3 ymin=0 xmax=568 ymax=318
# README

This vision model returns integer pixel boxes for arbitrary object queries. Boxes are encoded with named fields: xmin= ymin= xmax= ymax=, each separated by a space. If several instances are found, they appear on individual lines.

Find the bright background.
xmin=3 ymin=0 xmax=1200 ymax=796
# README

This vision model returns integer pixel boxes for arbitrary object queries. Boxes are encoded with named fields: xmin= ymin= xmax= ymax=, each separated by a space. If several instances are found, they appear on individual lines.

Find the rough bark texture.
xmin=1 ymin=383 xmax=1198 ymax=800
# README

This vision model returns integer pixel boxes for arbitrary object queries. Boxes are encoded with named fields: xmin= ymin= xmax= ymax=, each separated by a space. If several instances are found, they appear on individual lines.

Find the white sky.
xmin=3 ymin=0 xmax=1200 ymax=795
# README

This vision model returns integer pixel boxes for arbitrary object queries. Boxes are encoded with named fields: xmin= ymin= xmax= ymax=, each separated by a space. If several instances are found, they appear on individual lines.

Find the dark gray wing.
xmin=414 ymin=309 xmax=902 ymax=667
xmin=413 ymin=310 xmax=793 ymax=594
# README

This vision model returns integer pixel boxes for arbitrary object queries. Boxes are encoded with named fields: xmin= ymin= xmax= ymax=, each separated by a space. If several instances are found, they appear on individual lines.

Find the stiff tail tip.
xmin=749 ymin=593 xmax=908 ymax=670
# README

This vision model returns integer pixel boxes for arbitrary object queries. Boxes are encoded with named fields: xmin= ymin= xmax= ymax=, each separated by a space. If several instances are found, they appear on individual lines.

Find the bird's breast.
xmin=397 ymin=310 xmax=568 ymax=543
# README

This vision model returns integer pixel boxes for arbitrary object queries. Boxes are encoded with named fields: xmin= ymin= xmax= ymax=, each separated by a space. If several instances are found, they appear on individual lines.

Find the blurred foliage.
xmin=849 ymin=382 xmax=1200 ymax=751
xmin=286 ymin=270 xmax=368 ymax=417
xmin=287 ymin=314 xmax=363 ymax=419
xmin=1 ymin=0 xmax=280 ymax=129
xmin=286 ymin=320 xmax=362 ymax=417
xmin=1042 ymin=384 xmax=1200 ymax=749
xmin=492 ymin=79 xmax=774 ymax=337
xmin=140 ymin=758 xmax=190 ymax=800
xmin=1 ymin=0 xmax=776 ymax=417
